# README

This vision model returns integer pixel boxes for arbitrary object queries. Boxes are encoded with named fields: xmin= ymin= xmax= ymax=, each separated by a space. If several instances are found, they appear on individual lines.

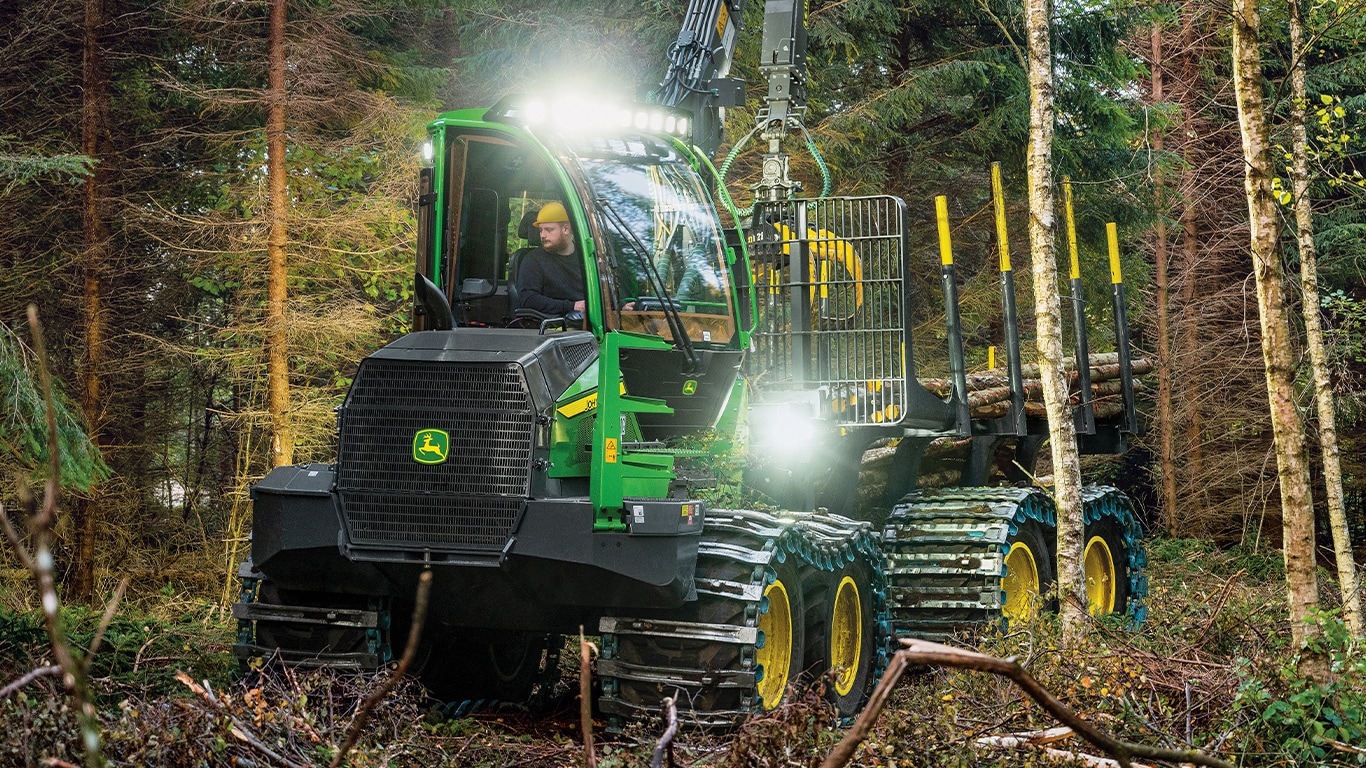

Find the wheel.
xmin=1002 ymin=516 xmax=1057 ymax=625
xmin=755 ymin=554 xmax=806 ymax=711
xmin=805 ymin=560 xmax=878 ymax=717
xmin=604 ymin=528 xmax=808 ymax=722
xmin=415 ymin=630 xmax=549 ymax=703
xmin=1083 ymin=513 xmax=1131 ymax=617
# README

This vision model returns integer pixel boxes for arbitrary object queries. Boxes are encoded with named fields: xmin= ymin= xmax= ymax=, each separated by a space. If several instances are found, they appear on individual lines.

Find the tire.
xmin=415 ymin=630 xmax=549 ymax=703
xmin=1002 ymin=516 xmax=1057 ymax=625
xmin=1083 ymin=513 xmax=1131 ymax=617
xmin=805 ymin=560 xmax=878 ymax=717
xmin=755 ymin=553 xmax=807 ymax=711
xmin=606 ymin=532 xmax=807 ymax=720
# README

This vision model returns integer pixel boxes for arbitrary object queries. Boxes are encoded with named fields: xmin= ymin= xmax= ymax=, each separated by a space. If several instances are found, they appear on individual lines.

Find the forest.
xmin=2 ymin=0 xmax=1366 ymax=765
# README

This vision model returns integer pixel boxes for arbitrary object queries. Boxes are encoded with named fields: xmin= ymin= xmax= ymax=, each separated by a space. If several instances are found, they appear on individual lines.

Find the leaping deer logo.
xmin=412 ymin=429 xmax=449 ymax=464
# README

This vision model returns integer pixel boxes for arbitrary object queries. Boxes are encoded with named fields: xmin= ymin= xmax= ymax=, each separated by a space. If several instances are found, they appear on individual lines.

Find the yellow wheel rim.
xmin=1084 ymin=535 xmax=1117 ymax=616
xmin=756 ymin=579 xmax=793 ymax=709
xmin=830 ymin=577 xmax=862 ymax=697
xmin=1002 ymin=541 xmax=1042 ymax=622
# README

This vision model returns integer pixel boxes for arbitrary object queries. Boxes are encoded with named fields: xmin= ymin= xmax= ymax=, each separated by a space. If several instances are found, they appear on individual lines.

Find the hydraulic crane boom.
xmin=655 ymin=0 xmax=810 ymax=199
xmin=653 ymin=0 xmax=748 ymax=158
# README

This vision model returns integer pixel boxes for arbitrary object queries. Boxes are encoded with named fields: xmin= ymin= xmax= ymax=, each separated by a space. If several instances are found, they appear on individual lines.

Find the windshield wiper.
xmin=596 ymin=198 xmax=700 ymax=374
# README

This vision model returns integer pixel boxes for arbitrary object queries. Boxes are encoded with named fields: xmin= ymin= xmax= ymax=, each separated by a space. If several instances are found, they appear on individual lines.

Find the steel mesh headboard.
xmin=746 ymin=195 xmax=910 ymax=426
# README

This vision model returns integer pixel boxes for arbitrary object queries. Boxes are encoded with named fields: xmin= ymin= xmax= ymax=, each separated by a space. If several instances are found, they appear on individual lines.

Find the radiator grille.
xmin=562 ymin=340 xmax=597 ymax=371
xmin=337 ymin=359 xmax=535 ymax=550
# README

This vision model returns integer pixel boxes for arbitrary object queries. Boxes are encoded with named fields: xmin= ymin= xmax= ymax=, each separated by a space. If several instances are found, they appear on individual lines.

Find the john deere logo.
xmin=412 ymin=429 xmax=449 ymax=464
xmin=682 ymin=379 xmax=698 ymax=396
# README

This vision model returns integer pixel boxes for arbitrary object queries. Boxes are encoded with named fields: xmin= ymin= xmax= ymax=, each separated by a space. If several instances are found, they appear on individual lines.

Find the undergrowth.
xmin=1 ymin=539 xmax=1363 ymax=766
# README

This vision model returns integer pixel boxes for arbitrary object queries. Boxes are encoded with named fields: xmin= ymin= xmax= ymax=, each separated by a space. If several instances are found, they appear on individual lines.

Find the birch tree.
xmin=1023 ymin=0 xmax=1087 ymax=642
xmin=1230 ymin=0 xmax=1325 ymax=675
xmin=1288 ymin=0 xmax=1362 ymax=637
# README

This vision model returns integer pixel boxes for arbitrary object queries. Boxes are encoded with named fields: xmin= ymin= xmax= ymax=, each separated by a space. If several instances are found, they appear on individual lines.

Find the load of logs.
xmin=856 ymin=353 xmax=1152 ymax=494
xmin=917 ymin=352 xmax=1151 ymax=421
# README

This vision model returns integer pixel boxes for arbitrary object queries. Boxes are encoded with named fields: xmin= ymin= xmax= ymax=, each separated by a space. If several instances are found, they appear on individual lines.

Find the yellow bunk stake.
xmin=991 ymin=162 xmax=1026 ymax=434
xmin=1062 ymin=178 xmax=1094 ymax=434
xmin=936 ymin=195 xmax=970 ymax=434
xmin=1105 ymin=222 xmax=1137 ymax=432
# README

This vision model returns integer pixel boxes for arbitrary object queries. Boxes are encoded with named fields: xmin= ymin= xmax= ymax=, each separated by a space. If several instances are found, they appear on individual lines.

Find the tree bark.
xmin=266 ymin=0 xmax=293 ymax=467
xmin=1230 ymin=0 xmax=1324 ymax=674
xmin=1289 ymin=0 xmax=1362 ymax=637
xmin=1177 ymin=9 xmax=1203 ymax=516
xmin=1024 ymin=0 xmax=1086 ymax=643
xmin=74 ymin=0 xmax=111 ymax=604
xmin=1151 ymin=23 xmax=1177 ymax=534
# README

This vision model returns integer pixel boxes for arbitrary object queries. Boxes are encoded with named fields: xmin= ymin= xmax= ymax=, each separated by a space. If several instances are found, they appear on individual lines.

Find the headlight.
xmin=750 ymin=398 xmax=822 ymax=466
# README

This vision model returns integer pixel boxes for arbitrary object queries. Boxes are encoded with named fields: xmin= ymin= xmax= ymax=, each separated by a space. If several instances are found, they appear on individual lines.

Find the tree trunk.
xmin=1230 ymin=0 xmax=1324 ymax=675
xmin=1151 ymin=23 xmax=1177 ymax=534
xmin=266 ymin=0 xmax=293 ymax=467
xmin=1289 ymin=0 xmax=1362 ymax=637
xmin=1024 ymin=0 xmax=1085 ymax=643
xmin=74 ymin=0 xmax=111 ymax=604
xmin=1176 ymin=9 xmax=1203 ymax=517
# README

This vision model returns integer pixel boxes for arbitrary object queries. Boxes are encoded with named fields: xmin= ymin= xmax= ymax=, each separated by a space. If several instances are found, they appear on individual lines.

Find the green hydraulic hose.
xmin=718 ymin=120 xmax=833 ymax=216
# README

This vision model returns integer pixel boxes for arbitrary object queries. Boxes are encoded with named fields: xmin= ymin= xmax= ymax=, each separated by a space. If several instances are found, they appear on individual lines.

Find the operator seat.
xmin=507 ymin=207 xmax=559 ymax=326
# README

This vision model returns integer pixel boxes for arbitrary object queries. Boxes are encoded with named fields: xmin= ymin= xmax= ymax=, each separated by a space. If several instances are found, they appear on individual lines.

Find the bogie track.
xmin=881 ymin=485 xmax=1147 ymax=640
xmin=598 ymin=508 xmax=891 ymax=729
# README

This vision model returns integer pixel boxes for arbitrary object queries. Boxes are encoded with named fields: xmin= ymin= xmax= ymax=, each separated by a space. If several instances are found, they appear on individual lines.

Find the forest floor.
xmin=1 ymin=537 xmax=1362 ymax=767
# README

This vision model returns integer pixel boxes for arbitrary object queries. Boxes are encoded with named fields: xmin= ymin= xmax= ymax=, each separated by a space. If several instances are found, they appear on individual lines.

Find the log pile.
xmin=918 ymin=353 xmax=1151 ymax=421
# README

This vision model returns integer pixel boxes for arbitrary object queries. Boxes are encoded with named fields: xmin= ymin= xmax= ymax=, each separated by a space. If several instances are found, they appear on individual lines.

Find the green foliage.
xmin=0 ymin=597 xmax=236 ymax=699
xmin=0 ymin=321 xmax=109 ymax=492
xmin=1233 ymin=613 xmax=1366 ymax=764
xmin=0 ymin=136 xmax=93 ymax=194
xmin=1323 ymin=289 xmax=1366 ymax=365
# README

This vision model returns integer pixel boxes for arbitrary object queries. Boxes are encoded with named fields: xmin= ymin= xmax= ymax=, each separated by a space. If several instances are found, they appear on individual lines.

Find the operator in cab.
xmin=517 ymin=201 xmax=586 ymax=318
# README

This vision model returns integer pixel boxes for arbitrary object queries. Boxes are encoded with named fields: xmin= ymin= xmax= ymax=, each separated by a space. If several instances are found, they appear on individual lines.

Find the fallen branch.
xmin=975 ymin=725 xmax=1074 ymax=747
xmin=822 ymin=639 xmax=1235 ymax=768
xmin=1321 ymin=736 xmax=1366 ymax=756
xmin=580 ymin=627 xmax=598 ymax=768
xmin=976 ymin=728 xmax=1156 ymax=767
xmin=0 ymin=664 xmax=61 ymax=700
xmin=330 ymin=569 xmax=432 ymax=768
xmin=819 ymin=648 xmax=912 ymax=768
xmin=651 ymin=696 xmax=679 ymax=768
xmin=176 ymin=671 xmax=306 ymax=768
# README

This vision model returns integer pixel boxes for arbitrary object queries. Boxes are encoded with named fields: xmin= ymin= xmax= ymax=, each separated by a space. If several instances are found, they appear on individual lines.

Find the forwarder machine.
xmin=234 ymin=0 xmax=1148 ymax=727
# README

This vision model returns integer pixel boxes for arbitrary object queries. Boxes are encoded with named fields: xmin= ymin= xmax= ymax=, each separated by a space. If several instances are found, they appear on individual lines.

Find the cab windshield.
xmin=570 ymin=137 xmax=736 ymax=346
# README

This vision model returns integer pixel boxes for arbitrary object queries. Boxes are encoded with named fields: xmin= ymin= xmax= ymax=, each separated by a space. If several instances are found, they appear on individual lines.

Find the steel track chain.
xmin=598 ymin=507 xmax=892 ymax=730
xmin=882 ymin=485 xmax=1147 ymax=640
xmin=232 ymin=561 xmax=392 ymax=671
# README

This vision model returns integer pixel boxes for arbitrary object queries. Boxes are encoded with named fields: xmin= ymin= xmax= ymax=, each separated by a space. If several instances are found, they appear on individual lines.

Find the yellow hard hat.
xmin=533 ymin=201 xmax=570 ymax=226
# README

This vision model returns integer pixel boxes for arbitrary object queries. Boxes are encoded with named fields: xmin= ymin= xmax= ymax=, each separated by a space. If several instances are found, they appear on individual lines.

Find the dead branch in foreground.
xmin=0 ymin=306 xmax=108 ymax=768
xmin=651 ymin=695 xmax=679 ymax=768
xmin=0 ymin=664 xmax=61 ymax=700
xmin=821 ymin=638 xmax=1235 ymax=768
xmin=580 ymin=628 xmax=598 ymax=768
xmin=329 ymin=569 xmax=432 ymax=768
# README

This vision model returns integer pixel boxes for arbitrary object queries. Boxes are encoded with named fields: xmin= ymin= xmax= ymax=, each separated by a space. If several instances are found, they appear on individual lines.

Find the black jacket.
xmin=518 ymin=248 xmax=585 ymax=315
